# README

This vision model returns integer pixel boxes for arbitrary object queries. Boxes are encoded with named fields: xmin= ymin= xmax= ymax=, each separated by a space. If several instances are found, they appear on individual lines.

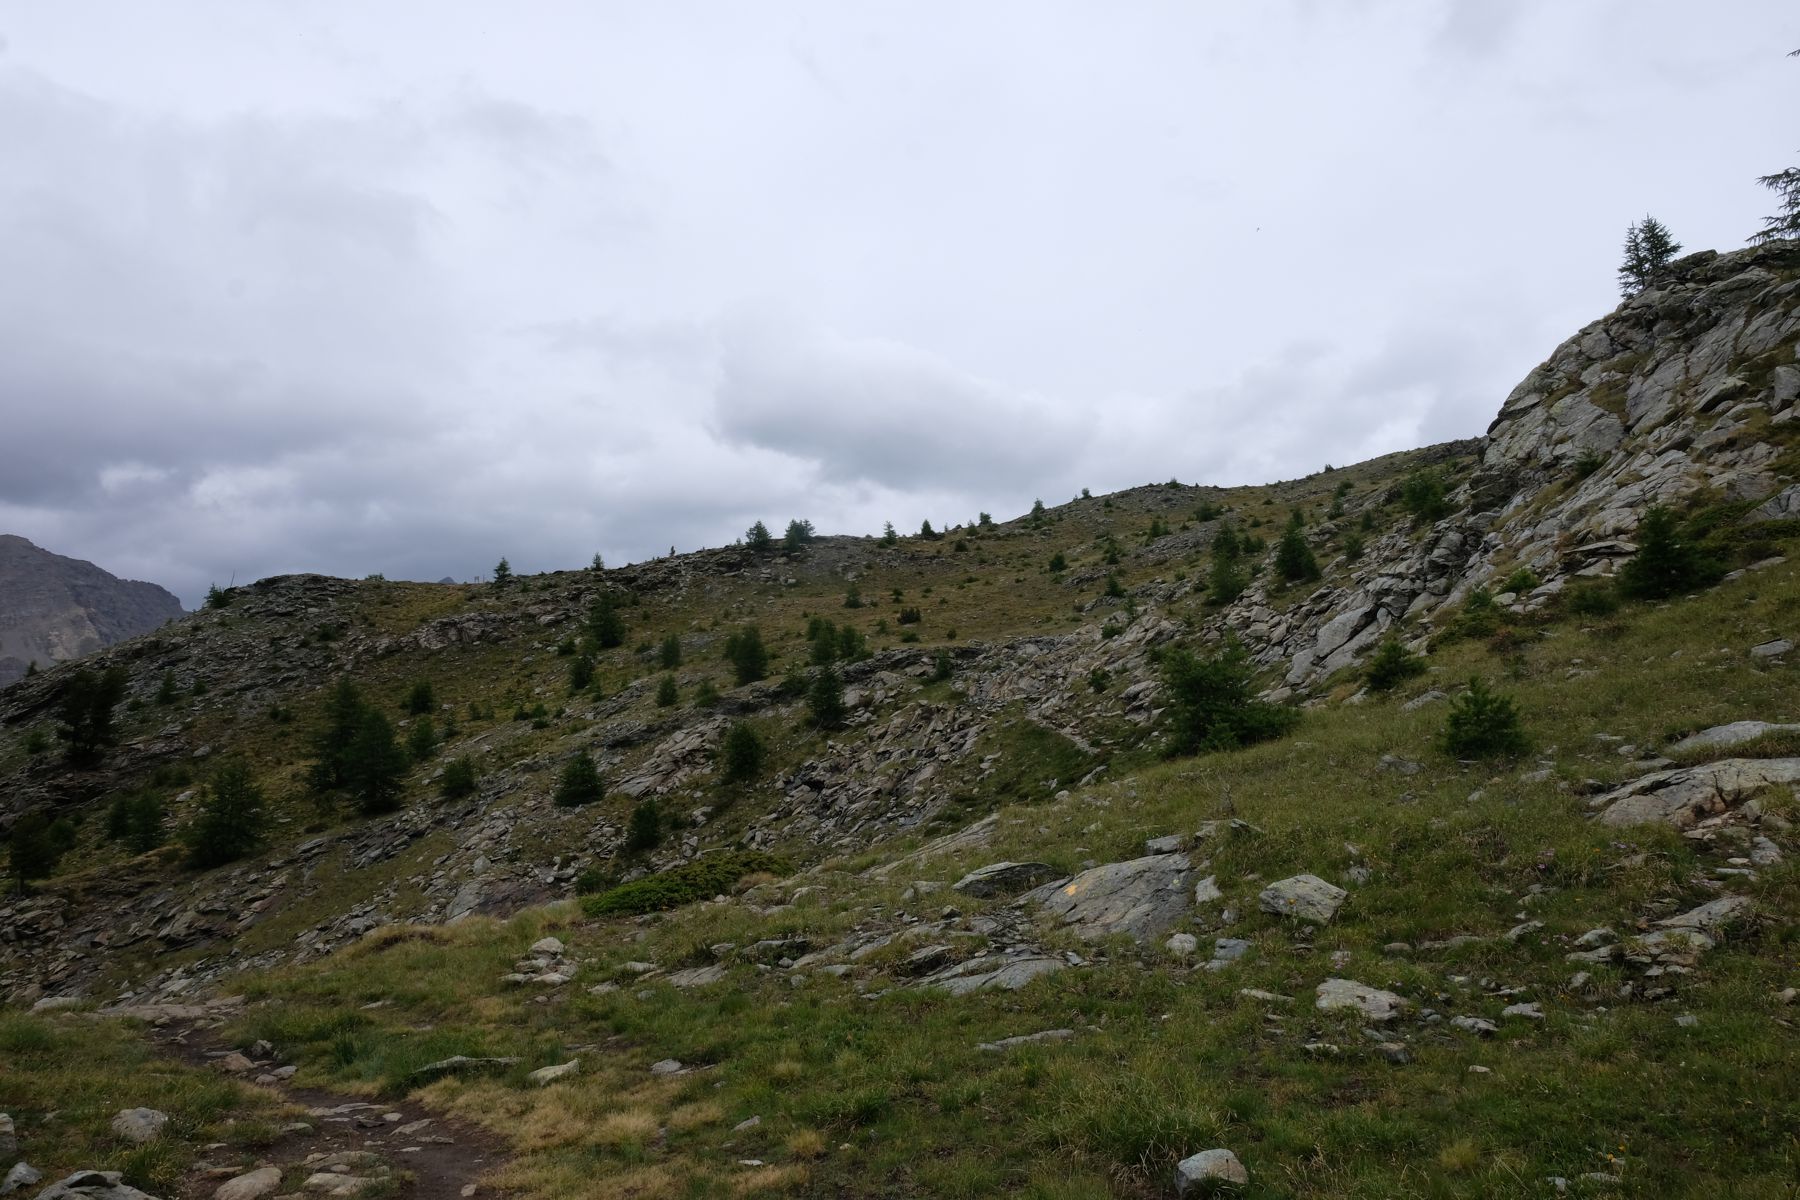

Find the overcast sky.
xmin=2 ymin=2 xmax=1794 ymax=606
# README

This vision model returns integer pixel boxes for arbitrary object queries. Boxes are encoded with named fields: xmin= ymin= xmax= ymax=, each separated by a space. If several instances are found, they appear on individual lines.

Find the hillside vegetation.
xmin=2 ymin=241 xmax=1799 ymax=1199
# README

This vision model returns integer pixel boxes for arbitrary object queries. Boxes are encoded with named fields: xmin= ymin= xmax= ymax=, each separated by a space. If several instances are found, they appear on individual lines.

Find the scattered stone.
xmin=1257 ymin=875 xmax=1347 ymax=925
xmin=1376 ymin=1042 xmax=1411 ymax=1064
xmin=952 ymin=862 xmax=1062 ymax=899
xmin=1206 ymin=938 xmax=1251 ymax=970
xmin=1675 ymin=1014 xmax=1699 ymax=1028
xmin=975 ymin=1028 xmax=1075 ymax=1052
xmin=667 ymin=964 xmax=729 ymax=988
xmin=649 ymin=1059 xmax=684 ymax=1075
xmin=1173 ymin=1148 xmax=1249 ymax=1195
xmin=1238 ymin=988 xmax=1292 ymax=1004
xmin=214 ymin=1167 xmax=284 ymax=1200
xmin=1192 ymin=876 xmax=1223 ymax=904
xmin=409 ymin=1055 xmax=519 ymax=1082
xmin=217 ymin=1052 xmax=255 ymax=1073
xmin=1573 ymin=927 xmax=1616 ymax=949
xmin=1667 ymin=720 xmax=1800 ymax=754
xmin=1749 ymin=638 xmax=1792 ymax=660
xmin=527 ymin=1060 xmax=580 ymax=1086
xmin=1401 ymin=690 xmax=1446 ymax=711
xmin=915 ymin=953 xmax=1066 ymax=995
xmin=2 ymin=1164 xmax=42 ymax=1197
xmin=732 ymin=1116 xmax=761 ymax=1133
xmin=1451 ymin=1016 xmax=1499 ymax=1036
xmin=1501 ymin=1002 xmax=1544 ymax=1021
xmin=32 ymin=1172 xmax=159 ymax=1200
xmin=109 ymin=1109 xmax=168 ymax=1144
xmin=1164 ymin=933 xmax=1199 ymax=957
xmin=1776 ymin=987 xmax=1796 ymax=1005
xmin=1467 ymin=1065 xmax=1491 ymax=1075
xmin=1378 ymin=754 xmax=1423 ymax=775
xmin=529 ymin=936 xmax=566 ymax=956
xmin=1315 ymin=978 xmax=1408 ymax=1023
xmin=1025 ymin=853 xmax=1193 ymax=941
xmin=1143 ymin=834 xmax=1189 ymax=855
xmin=1656 ymin=894 xmax=1752 ymax=936
xmin=0 ymin=1114 xmax=12 ymax=1161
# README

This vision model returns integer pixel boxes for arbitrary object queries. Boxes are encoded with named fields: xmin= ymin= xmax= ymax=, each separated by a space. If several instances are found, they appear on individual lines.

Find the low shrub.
xmin=581 ymin=851 xmax=787 ymax=916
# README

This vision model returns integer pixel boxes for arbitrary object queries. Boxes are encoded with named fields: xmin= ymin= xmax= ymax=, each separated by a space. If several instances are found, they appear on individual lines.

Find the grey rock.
xmin=2 ymin=1164 xmax=41 ymax=1196
xmin=1655 ymin=894 xmax=1752 ymax=936
xmin=1174 ymin=1148 xmax=1248 ymax=1194
xmin=1027 ymin=853 xmax=1192 ymax=942
xmin=1257 ymin=874 xmax=1347 ymax=925
xmin=1402 ymin=690 xmax=1447 ymax=711
xmin=975 ymin=1028 xmax=1074 ymax=1052
xmin=1143 ymin=834 xmax=1188 ymax=855
xmin=1591 ymin=758 xmax=1800 ymax=828
xmin=1501 ymin=1002 xmax=1544 ymax=1021
xmin=1315 ymin=978 xmax=1408 ymax=1023
xmin=1378 ymin=754 xmax=1423 ymax=775
xmin=1192 ymin=875 xmax=1223 ymax=904
xmin=0 ymin=1114 xmax=12 ymax=1163
xmin=1750 ymin=638 xmax=1792 ymax=660
xmin=526 ymin=1060 xmax=580 ymax=1086
xmin=1667 ymin=720 xmax=1800 ymax=754
xmin=951 ymin=861 xmax=1063 ymax=899
xmin=529 ymin=937 xmax=565 ymax=956
xmin=108 ymin=1109 xmax=167 ymax=1145
xmin=31 ymin=1172 xmax=159 ymax=1200
xmin=666 ymin=964 xmax=729 ymax=988
xmin=649 ymin=1059 xmax=684 ymax=1075
xmin=1451 ymin=1015 xmax=1499 ymax=1036
xmin=409 ymin=1055 xmax=519 ymax=1081
xmin=1164 ymin=933 xmax=1199 ymax=956
xmin=213 ymin=1168 xmax=283 ymax=1200
xmin=916 ymin=953 xmax=1066 ymax=996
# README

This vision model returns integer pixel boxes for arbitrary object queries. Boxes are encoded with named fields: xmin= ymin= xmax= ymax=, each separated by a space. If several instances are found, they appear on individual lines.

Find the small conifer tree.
xmin=406 ymin=715 xmax=438 ymax=763
xmin=492 ymin=558 xmax=513 ymax=588
xmin=723 ymin=625 xmax=769 ymax=684
xmin=345 ymin=709 xmax=408 ymax=815
xmin=1442 ymin=678 xmax=1529 ymax=758
xmin=8 ymin=811 xmax=62 ymax=892
xmin=183 ymin=758 xmax=267 ymax=868
xmin=1617 ymin=505 xmax=1716 ymax=599
xmin=441 ymin=756 xmax=478 ymax=800
xmin=405 ymin=679 xmax=436 ymax=715
xmin=745 ymin=521 xmax=774 ymax=553
xmin=808 ymin=665 xmax=847 ymax=729
xmin=1275 ymin=525 xmax=1321 ymax=583
xmin=1365 ymin=638 xmax=1427 ymax=692
xmin=625 ymin=798 xmax=662 ymax=852
xmin=659 ymin=633 xmax=682 ymax=669
xmin=1618 ymin=215 xmax=1683 ymax=295
xmin=656 ymin=674 xmax=679 ymax=707
xmin=553 ymin=750 xmax=605 ymax=808
xmin=721 ymin=722 xmax=766 ymax=784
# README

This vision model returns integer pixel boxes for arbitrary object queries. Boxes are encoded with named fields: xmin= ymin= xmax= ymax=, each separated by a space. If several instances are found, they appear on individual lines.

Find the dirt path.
xmin=124 ymin=1001 xmax=508 ymax=1200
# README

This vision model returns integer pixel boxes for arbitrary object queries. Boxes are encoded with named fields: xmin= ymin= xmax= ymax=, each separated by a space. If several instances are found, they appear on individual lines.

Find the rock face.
xmin=0 ymin=535 xmax=183 ymax=685
xmin=1667 ymin=721 xmax=1800 ymax=754
xmin=1589 ymin=758 xmax=1800 ymax=828
xmin=952 ymin=861 xmax=1063 ymax=899
xmin=1025 ymin=853 xmax=1192 ymax=941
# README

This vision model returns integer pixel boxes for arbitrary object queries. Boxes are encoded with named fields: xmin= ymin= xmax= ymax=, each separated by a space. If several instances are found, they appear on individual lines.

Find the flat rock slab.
xmin=915 ymin=953 xmax=1066 ymax=996
xmin=1667 ymin=721 xmax=1800 ymax=754
xmin=1257 ymin=875 xmax=1347 ymax=925
xmin=1589 ymin=758 xmax=1800 ymax=828
xmin=666 ymin=964 xmax=729 ymax=988
xmin=408 ymin=1055 xmax=519 ymax=1082
xmin=976 ymin=1028 xmax=1075 ymax=1051
xmin=1656 ymin=894 xmax=1752 ymax=935
xmin=1315 ymin=978 xmax=1409 ymax=1023
xmin=32 ymin=1172 xmax=159 ymax=1200
xmin=1025 ymin=853 xmax=1192 ymax=942
xmin=526 ymin=1060 xmax=580 ymax=1086
xmin=213 ymin=1168 xmax=283 ymax=1200
xmin=952 ymin=861 xmax=1063 ymax=899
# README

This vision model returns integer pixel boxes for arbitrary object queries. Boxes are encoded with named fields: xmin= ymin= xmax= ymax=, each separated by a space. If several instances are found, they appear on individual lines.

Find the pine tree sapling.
xmin=8 ymin=811 xmax=63 ymax=892
xmin=1617 ymin=505 xmax=1718 ymax=599
xmin=656 ymin=674 xmax=680 ymax=707
xmin=659 ymin=633 xmax=683 ymax=669
xmin=745 ymin=520 xmax=774 ymax=552
xmin=1160 ymin=640 xmax=1299 ymax=754
xmin=1365 ymin=638 xmax=1427 ymax=692
xmin=721 ymin=722 xmax=767 ymax=784
xmin=625 ymin=798 xmax=663 ymax=853
xmin=808 ymin=665 xmax=847 ymax=729
xmin=184 ymin=758 xmax=267 ymax=868
xmin=58 ymin=666 xmax=128 ymax=766
xmin=1442 ymin=678 xmax=1530 ymax=759
xmin=783 ymin=518 xmax=816 ymax=552
xmin=554 ymin=751 xmax=605 ymax=808
xmin=441 ymin=756 xmax=479 ymax=800
xmin=405 ymin=679 xmax=436 ymax=715
xmin=587 ymin=595 xmax=626 ymax=649
xmin=1275 ymin=525 xmax=1321 ymax=583
xmin=345 ymin=708 xmax=409 ymax=815
xmin=723 ymin=626 xmax=770 ymax=684
xmin=492 ymin=557 xmax=513 ymax=588
xmin=406 ymin=715 xmax=438 ymax=764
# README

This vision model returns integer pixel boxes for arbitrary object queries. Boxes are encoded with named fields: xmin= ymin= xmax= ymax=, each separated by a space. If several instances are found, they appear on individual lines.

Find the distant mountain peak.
xmin=0 ymin=536 xmax=185 ymax=685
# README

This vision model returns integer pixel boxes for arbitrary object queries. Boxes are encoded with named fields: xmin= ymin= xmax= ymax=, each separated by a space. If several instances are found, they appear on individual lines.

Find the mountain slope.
xmin=0 ymin=536 xmax=185 ymax=686
xmin=0 ymin=241 xmax=1798 ymax=1199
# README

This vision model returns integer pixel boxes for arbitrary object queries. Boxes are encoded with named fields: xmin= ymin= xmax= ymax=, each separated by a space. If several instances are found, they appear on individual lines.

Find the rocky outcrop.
xmin=0 ymin=536 xmax=183 ymax=686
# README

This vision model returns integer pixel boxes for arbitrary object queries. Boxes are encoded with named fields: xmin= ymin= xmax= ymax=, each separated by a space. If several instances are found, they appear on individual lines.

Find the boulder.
xmin=951 ymin=862 xmax=1063 ymax=899
xmin=1174 ymin=1148 xmax=1249 ymax=1194
xmin=1314 ymin=978 xmax=1409 ymax=1023
xmin=666 ymin=964 xmax=728 ymax=988
xmin=1667 ymin=721 xmax=1800 ymax=754
xmin=529 ymin=937 xmax=566 ymax=956
xmin=1590 ymin=758 xmax=1800 ymax=828
xmin=3 ymin=1165 xmax=42 ymax=1197
xmin=915 ymin=953 xmax=1066 ymax=996
xmin=526 ymin=1060 xmax=580 ymax=1086
xmin=1257 ymin=875 xmax=1347 ymax=925
xmin=31 ymin=1172 xmax=159 ymax=1200
xmin=213 ymin=1168 xmax=283 ymax=1200
xmin=108 ymin=1110 xmax=167 ymax=1145
xmin=1025 ymin=853 xmax=1192 ymax=942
